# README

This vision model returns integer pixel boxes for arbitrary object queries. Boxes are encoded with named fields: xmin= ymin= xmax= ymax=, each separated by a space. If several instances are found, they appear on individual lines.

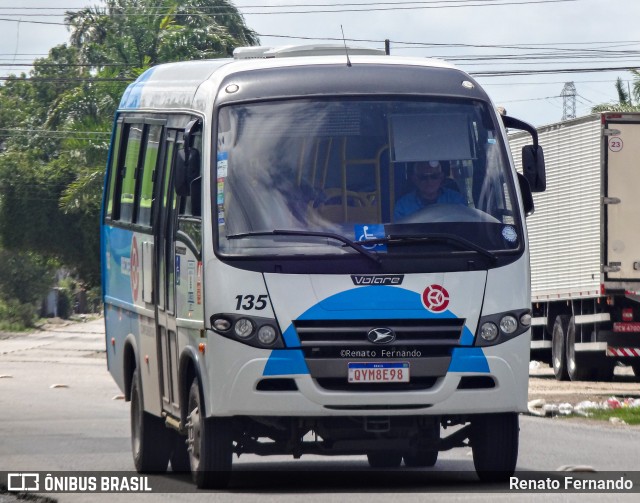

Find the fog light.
xmin=257 ymin=325 xmax=277 ymax=346
xmin=480 ymin=322 xmax=499 ymax=342
xmin=520 ymin=313 xmax=532 ymax=326
xmin=234 ymin=318 xmax=254 ymax=339
xmin=499 ymin=315 xmax=518 ymax=334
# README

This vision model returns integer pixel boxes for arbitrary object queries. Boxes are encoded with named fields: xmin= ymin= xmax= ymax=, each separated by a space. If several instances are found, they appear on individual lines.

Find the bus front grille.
xmin=293 ymin=318 xmax=465 ymax=347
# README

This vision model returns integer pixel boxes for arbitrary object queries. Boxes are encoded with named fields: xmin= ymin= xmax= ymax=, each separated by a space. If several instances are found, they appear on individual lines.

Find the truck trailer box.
xmin=509 ymin=112 xmax=640 ymax=381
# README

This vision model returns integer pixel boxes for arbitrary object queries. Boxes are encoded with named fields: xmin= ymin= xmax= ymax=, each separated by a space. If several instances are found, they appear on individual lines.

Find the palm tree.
xmin=66 ymin=0 xmax=259 ymax=74
xmin=592 ymin=75 xmax=640 ymax=113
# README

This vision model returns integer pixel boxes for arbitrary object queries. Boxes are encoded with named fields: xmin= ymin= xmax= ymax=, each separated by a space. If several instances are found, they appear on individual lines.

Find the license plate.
xmin=348 ymin=362 xmax=410 ymax=383
xmin=613 ymin=322 xmax=640 ymax=333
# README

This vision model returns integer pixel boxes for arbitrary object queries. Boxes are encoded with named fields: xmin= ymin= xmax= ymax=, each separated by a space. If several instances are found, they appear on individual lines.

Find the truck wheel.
xmin=566 ymin=317 xmax=590 ymax=381
xmin=552 ymin=315 xmax=570 ymax=381
xmin=187 ymin=377 xmax=233 ymax=489
xmin=130 ymin=368 xmax=172 ymax=473
xmin=403 ymin=449 xmax=438 ymax=467
xmin=367 ymin=452 xmax=403 ymax=468
xmin=470 ymin=413 xmax=519 ymax=483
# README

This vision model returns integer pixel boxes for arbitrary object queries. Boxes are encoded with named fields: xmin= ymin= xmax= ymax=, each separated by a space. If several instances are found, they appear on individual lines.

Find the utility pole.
xmin=561 ymin=82 xmax=576 ymax=121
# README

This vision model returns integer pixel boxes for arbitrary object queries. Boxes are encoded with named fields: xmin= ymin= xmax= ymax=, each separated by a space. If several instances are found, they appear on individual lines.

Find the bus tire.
xmin=367 ymin=452 xmax=403 ymax=468
xmin=551 ymin=315 xmax=570 ymax=381
xmin=130 ymin=368 xmax=171 ymax=473
xmin=187 ymin=377 xmax=233 ymax=489
xmin=471 ymin=413 xmax=518 ymax=483
xmin=403 ymin=449 xmax=438 ymax=467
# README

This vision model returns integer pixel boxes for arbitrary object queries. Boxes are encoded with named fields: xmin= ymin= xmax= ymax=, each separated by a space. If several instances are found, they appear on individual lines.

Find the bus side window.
xmin=104 ymin=120 xmax=123 ymax=220
xmin=177 ymin=129 xmax=203 ymax=219
xmin=177 ymin=128 xmax=202 ymax=256
xmin=119 ymin=123 xmax=144 ymax=223
xmin=137 ymin=125 xmax=163 ymax=227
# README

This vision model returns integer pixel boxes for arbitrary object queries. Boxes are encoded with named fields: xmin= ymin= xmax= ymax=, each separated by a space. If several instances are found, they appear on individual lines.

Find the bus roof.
xmin=118 ymin=48 xmax=465 ymax=113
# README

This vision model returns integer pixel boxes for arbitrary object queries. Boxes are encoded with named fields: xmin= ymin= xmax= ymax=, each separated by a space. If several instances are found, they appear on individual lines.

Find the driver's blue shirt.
xmin=394 ymin=189 xmax=466 ymax=221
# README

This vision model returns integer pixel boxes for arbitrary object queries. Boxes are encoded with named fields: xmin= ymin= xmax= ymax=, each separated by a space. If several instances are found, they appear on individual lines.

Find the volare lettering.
xmin=351 ymin=275 xmax=404 ymax=286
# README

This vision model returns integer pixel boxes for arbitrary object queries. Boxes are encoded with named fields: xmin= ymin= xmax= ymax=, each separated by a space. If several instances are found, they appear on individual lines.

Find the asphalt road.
xmin=1 ymin=319 xmax=639 ymax=502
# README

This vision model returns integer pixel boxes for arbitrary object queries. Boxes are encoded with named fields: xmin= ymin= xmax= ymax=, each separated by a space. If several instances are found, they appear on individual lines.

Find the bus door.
xmin=156 ymin=129 xmax=180 ymax=418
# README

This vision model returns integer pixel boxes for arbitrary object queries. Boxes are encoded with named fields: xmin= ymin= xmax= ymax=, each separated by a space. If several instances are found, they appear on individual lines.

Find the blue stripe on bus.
xmin=119 ymin=67 xmax=156 ymax=109
xmin=283 ymin=286 xmax=475 ymax=345
xmin=268 ymin=286 xmax=484 ymax=376
xmin=448 ymin=347 xmax=490 ymax=373
xmin=263 ymin=349 xmax=308 ymax=376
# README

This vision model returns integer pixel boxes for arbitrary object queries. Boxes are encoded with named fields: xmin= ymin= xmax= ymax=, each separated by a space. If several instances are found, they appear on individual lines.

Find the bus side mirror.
xmin=517 ymin=172 xmax=535 ymax=216
xmin=522 ymin=145 xmax=546 ymax=192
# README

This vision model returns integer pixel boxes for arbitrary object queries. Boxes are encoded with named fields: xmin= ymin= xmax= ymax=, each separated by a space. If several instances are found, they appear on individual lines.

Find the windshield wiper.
xmin=360 ymin=233 xmax=497 ymax=262
xmin=226 ymin=229 xmax=382 ymax=265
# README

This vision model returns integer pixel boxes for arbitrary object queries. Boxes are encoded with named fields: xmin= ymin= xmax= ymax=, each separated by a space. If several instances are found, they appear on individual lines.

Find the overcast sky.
xmin=2 ymin=0 xmax=640 ymax=126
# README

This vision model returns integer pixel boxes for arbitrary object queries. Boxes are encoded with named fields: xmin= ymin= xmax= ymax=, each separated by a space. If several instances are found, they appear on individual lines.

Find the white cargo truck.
xmin=509 ymin=112 xmax=640 ymax=381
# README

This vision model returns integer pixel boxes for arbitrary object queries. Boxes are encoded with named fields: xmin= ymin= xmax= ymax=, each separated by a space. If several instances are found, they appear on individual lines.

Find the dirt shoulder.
xmin=528 ymin=363 xmax=639 ymax=404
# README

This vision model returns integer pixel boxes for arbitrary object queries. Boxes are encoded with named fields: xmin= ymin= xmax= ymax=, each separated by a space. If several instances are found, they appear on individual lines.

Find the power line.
xmin=472 ymin=66 xmax=640 ymax=77
xmin=0 ymin=0 xmax=580 ymax=23
xmin=256 ymin=32 xmax=640 ymax=54
xmin=0 ymin=0 xmax=579 ymax=9
xmin=0 ymin=17 xmax=65 ymax=26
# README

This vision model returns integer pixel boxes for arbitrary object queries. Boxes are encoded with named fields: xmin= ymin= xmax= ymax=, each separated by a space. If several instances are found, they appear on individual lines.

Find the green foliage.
xmin=0 ymin=249 xmax=58 ymax=328
xmin=0 ymin=0 xmax=258 ymax=292
xmin=0 ymin=249 xmax=57 ymax=305
xmin=615 ymin=77 xmax=630 ymax=106
xmin=592 ymin=72 xmax=640 ymax=114
xmin=66 ymin=0 xmax=258 ymax=72
xmin=576 ymin=407 xmax=640 ymax=425
xmin=0 ymin=299 xmax=38 ymax=331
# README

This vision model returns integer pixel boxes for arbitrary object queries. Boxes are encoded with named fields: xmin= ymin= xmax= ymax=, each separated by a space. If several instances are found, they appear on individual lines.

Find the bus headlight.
xmin=234 ymin=318 xmax=255 ymax=339
xmin=210 ymin=313 xmax=285 ymax=349
xmin=499 ymin=315 xmax=518 ymax=334
xmin=474 ymin=309 xmax=531 ymax=347
xmin=479 ymin=322 xmax=499 ymax=342
xmin=257 ymin=325 xmax=277 ymax=346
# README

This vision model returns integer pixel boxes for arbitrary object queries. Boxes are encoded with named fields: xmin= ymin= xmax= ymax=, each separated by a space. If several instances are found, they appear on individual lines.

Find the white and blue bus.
xmin=101 ymin=45 xmax=545 ymax=488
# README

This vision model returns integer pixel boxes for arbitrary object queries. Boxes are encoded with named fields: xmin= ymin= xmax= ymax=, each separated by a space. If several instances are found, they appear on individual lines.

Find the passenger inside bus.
xmin=393 ymin=160 xmax=466 ymax=221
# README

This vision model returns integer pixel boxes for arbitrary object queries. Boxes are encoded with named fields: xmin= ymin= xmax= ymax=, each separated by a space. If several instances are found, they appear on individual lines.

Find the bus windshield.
xmin=216 ymin=98 xmax=522 ymax=258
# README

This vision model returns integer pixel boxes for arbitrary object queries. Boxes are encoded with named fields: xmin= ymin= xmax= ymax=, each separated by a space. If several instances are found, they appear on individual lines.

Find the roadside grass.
xmin=576 ymin=407 xmax=640 ymax=425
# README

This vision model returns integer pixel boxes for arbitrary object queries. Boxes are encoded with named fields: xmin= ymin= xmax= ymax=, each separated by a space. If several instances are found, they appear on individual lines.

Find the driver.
xmin=394 ymin=161 xmax=466 ymax=221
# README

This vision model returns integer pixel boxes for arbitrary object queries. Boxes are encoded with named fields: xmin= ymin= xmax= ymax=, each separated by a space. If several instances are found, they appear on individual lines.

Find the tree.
xmin=0 ymin=249 xmax=58 ymax=327
xmin=66 ymin=0 xmax=258 ymax=72
xmin=592 ymin=73 xmax=640 ymax=113
xmin=0 ymin=0 xmax=258 ymax=291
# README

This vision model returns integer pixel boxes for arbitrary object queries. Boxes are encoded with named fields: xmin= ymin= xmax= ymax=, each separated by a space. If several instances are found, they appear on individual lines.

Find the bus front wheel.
xmin=187 ymin=377 xmax=233 ymax=489
xmin=130 ymin=368 xmax=172 ymax=473
xmin=470 ymin=413 xmax=519 ymax=482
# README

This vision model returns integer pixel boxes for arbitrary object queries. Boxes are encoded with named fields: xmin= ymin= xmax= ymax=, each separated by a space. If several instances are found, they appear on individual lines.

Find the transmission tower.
xmin=561 ymin=82 xmax=576 ymax=121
